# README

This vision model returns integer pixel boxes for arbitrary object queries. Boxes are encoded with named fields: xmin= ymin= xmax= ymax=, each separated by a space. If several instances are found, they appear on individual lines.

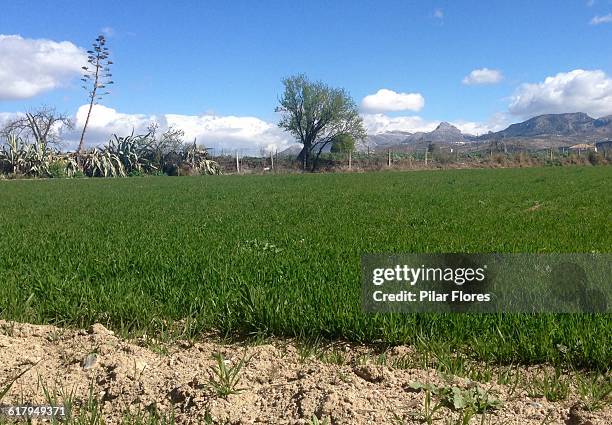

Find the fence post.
xmin=348 ymin=150 xmax=352 ymax=170
xmin=270 ymin=150 xmax=274 ymax=171
xmin=387 ymin=149 xmax=391 ymax=167
xmin=424 ymin=149 xmax=428 ymax=166
xmin=236 ymin=150 xmax=240 ymax=173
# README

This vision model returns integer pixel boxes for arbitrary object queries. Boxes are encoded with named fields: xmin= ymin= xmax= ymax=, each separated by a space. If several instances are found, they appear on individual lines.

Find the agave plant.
xmin=1 ymin=130 xmax=221 ymax=178
xmin=0 ymin=135 xmax=27 ymax=174
xmin=23 ymin=138 xmax=52 ymax=176
xmin=48 ymin=153 xmax=81 ymax=177
xmin=0 ymin=135 xmax=54 ymax=177
xmin=81 ymin=148 xmax=126 ymax=177
xmin=105 ymin=134 xmax=156 ymax=175
xmin=182 ymin=140 xmax=221 ymax=175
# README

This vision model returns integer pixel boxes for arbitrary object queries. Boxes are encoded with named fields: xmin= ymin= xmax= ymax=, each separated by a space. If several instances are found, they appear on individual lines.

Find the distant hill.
xmin=483 ymin=112 xmax=612 ymax=141
xmin=363 ymin=131 xmax=412 ymax=149
xmin=362 ymin=123 xmax=466 ymax=152
xmin=404 ymin=122 xmax=466 ymax=144
xmin=360 ymin=131 xmax=412 ymax=151
xmin=277 ymin=144 xmax=304 ymax=157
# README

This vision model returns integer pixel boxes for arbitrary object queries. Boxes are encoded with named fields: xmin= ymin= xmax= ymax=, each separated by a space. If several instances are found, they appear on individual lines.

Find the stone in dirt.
xmin=89 ymin=323 xmax=114 ymax=335
xmin=81 ymin=353 xmax=98 ymax=370
xmin=353 ymin=364 xmax=385 ymax=383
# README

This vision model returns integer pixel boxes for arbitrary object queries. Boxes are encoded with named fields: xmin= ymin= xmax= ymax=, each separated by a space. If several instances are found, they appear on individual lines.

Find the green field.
xmin=0 ymin=166 xmax=610 ymax=370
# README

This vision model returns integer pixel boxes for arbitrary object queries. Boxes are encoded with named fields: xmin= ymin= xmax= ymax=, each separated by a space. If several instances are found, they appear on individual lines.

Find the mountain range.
xmin=366 ymin=122 xmax=468 ymax=148
xmin=363 ymin=113 xmax=612 ymax=152
xmin=488 ymin=112 xmax=612 ymax=140
xmin=280 ymin=113 xmax=612 ymax=155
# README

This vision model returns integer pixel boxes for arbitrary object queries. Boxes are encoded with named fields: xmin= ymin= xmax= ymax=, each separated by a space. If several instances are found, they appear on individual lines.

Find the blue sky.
xmin=1 ymin=0 xmax=612 ymax=151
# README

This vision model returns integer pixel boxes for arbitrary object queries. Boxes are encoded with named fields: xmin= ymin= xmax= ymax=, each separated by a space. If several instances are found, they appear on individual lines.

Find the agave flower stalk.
xmin=78 ymin=35 xmax=114 ymax=154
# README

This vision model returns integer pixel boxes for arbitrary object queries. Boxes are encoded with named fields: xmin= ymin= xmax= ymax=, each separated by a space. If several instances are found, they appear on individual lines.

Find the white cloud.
xmin=451 ymin=113 xmax=511 ymax=135
xmin=73 ymin=104 xmax=159 ymax=145
xmin=361 ymin=113 xmax=436 ymax=134
xmin=508 ymin=69 xmax=612 ymax=118
xmin=66 ymin=104 xmax=291 ymax=153
xmin=0 ymin=34 xmax=86 ymax=100
xmin=0 ymin=112 xmax=22 ymax=128
xmin=361 ymin=112 xmax=509 ymax=136
xmin=434 ymin=8 xmax=444 ymax=20
xmin=164 ymin=113 xmax=289 ymax=153
xmin=101 ymin=27 xmax=115 ymax=37
xmin=590 ymin=14 xmax=612 ymax=25
xmin=361 ymin=89 xmax=425 ymax=113
xmin=462 ymin=68 xmax=503 ymax=85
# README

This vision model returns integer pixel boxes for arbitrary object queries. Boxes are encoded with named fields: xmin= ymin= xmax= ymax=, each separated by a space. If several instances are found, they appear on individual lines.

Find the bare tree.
xmin=0 ymin=105 xmax=73 ymax=148
xmin=147 ymin=123 xmax=185 ymax=155
xmin=145 ymin=122 xmax=187 ymax=173
xmin=78 ymin=34 xmax=114 ymax=153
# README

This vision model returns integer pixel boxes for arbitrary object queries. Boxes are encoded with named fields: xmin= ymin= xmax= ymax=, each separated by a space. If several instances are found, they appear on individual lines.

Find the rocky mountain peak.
xmin=435 ymin=121 xmax=455 ymax=131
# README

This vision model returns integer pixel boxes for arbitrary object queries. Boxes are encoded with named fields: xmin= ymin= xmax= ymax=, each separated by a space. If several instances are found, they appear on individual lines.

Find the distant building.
xmin=568 ymin=143 xmax=596 ymax=152
xmin=595 ymin=140 xmax=612 ymax=152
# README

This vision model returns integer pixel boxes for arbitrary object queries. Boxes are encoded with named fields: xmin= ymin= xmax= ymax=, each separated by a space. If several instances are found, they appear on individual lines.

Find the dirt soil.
xmin=0 ymin=320 xmax=609 ymax=424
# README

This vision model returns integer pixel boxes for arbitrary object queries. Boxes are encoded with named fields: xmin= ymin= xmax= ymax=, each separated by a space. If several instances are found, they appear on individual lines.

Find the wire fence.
xmin=209 ymin=145 xmax=611 ymax=174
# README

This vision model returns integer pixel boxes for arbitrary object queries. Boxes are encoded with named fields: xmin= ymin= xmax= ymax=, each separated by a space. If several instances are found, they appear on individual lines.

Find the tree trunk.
xmin=311 ymin=154 xmax=319 ymax=172
xmin=296 ymin=144 xmax=312 ymax=170
xmin=311 ymin=142 xmax=329 ymax=172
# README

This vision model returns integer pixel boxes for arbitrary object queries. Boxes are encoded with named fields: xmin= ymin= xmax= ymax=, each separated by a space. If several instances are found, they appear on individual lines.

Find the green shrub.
xmin=128 ymin=169 xmax=146 ymax=177
xmin=48 ymin=160 xmax=68 ymax=178
xmin=587 ymin=151 xmax=603 ymax=166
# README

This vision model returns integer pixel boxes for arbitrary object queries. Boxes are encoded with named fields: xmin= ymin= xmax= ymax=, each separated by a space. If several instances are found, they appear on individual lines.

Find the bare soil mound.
xmin=0 ymin=321 xmax=609 ymax=424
